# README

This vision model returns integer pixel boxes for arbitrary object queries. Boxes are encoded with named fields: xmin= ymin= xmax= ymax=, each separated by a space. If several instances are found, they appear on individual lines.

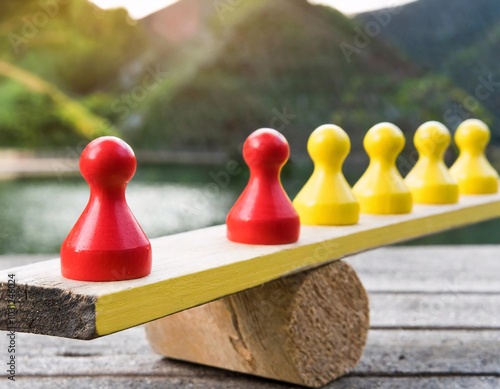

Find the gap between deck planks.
xmin=0 ymin=247 xmax=498 ymax=389
xmin=1 ymin=193 xmax=500 ymax=339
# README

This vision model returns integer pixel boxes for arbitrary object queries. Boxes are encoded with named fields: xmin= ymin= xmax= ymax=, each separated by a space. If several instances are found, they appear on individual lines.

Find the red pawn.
xmin=227 ymin=128 xmax=300 ymax=244
xmin=61 ymin=136 xmax=152 ymax=281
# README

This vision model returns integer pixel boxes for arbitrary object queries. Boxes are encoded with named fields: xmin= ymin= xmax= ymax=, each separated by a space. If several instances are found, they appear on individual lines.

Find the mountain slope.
xmin=0 ymin=0 xmax=147 ymax=147
xmin=356 ymin=0 xmax=500 ymax=71
xmin=1 ymin=0 xmax=148 ymax=94
xmin=132 ymin=0 xmax=489 ymax=158
xmin=356 ymin=0 xmax=500 ymax=141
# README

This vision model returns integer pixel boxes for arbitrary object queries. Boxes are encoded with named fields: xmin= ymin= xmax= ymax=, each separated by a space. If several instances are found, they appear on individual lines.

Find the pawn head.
xmin=80 ymin=136 xmax=137 ymax=188
xmin=414 ymin=121 xmax=451 ymax=158
xmin=455 ymin=119 xmax=490 ymax=154
xmin=364 ymin=122 xmax=405 ymax=161
xmin=243 ymin=128 xmax=290 ymax=170
xmin=308 ymin=124 xmax=350 ymax=167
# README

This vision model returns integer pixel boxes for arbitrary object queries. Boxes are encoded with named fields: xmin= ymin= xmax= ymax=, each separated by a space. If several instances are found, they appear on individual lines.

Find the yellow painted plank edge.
xmin=95 ymin=194 xmax=500 ymax=336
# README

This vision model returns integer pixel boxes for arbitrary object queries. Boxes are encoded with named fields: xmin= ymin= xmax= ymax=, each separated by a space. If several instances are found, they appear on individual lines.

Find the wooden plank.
xmin=0 ymin=377 xmax=286 ymax=389
xmin=359 ymin=329 xmax=500 ymax=374
xmin=4 ymin=328 xmax=499 ymax=389
xmin=348 ymin=246 xmax=500 ymax=293
xmin=5 ymin=377 xmax=500 ymax=389
xmin=330 ymin=377 xmax=500 ymax=389
xmin=3 ymin=248 xmax=500 ymax=294
xmin=3 ymin=248 xmax=500 ymax=293
xmin=7 ymin=328 xmax=500 ymax=376
xmin=370 ymin=294 xmax=500 ymax=328
xmin=1 ymin=193 xmax=500 ymax=339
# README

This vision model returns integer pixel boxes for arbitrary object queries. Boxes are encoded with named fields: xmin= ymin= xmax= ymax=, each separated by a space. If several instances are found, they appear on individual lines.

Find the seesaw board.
xmin=1 ymin=192 xmax=500 ymax=340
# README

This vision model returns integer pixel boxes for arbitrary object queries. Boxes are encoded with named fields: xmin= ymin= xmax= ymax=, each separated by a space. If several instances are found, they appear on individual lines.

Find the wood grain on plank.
xmin=370 ymin=294 xmax=500 ymax=328
xmin=8 ymin=328 xmax=499 ymax=377
xmin=359 ymin=329 xmax=500 ymax=374
xmin=1 ymin=193 xmax=500 ymax=339
xmin=4 ymin=377 xmax=500 ymax=389
xmin=3 ymin=248 xmax=499 ymax=293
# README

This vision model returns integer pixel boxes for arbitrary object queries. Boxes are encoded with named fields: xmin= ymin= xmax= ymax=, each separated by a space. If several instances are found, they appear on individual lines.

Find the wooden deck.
xmin=1 ymin=246 xmax=499 ymax=388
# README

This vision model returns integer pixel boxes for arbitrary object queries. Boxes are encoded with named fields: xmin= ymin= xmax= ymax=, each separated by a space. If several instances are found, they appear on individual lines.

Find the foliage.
xmin=1 ymin=0 xmax=148 ymax=94
xmin=0 ymin=0 xmax=495 ymax=154
xmin=134 ymin=0 xmax=488 ymax=158
xmin=0 ymin=0 xmax=149 ymax=148
xmin=356 ymin=0 xmax=500 ymax=141
xmin=0 ymin=80 xmax=82 ymax=147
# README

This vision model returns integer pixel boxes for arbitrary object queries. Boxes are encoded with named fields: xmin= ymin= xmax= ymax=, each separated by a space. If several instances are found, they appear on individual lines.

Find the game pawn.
xmin=404 ymin=121 xmax=459 ymax=204
xmin=352 ymin=122 xmax=412 ymax=214
xmin=450 ymin=119 xmax=499 ymax=194
xmin=226 ymin=128 xmax=300 ymax=244
xmin=60 ymin=136 xmax=152 ymax=281
xmin=293 ymin=124 xmax=359 ymax=225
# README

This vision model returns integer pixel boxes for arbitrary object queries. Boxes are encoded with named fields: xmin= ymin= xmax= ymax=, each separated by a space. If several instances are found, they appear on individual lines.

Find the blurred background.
xmin=0 ymin=0 xmax=499 ymax=254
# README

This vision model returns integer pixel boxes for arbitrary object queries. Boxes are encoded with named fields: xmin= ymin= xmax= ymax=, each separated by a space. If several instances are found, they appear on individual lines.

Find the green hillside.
xmin=132 ymin=0 xmax=490 ymax=158
xmin=0 ymin=0 xmax=493 ymax=156
xmin=356 ymin=0 xmax=500 ymax=142
xmin=0 ymin=0 xmax=147 ymax=147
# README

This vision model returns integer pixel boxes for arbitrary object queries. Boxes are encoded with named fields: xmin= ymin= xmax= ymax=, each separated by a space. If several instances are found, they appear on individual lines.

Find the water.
xmin=0 ymin=164 xmax=499 ymax=255
xmin=0 ymin=165 xmax=240 ymax=255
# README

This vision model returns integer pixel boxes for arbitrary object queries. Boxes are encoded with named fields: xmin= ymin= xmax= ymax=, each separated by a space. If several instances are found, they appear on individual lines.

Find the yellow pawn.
xmin=404 ymin=121 xmax=459 ymax=204
xmin=293 ymin=124 xmax=359 ymax=225
xmin=450 ymin=119 xmax=499 ymax=194
xmin=352 ymin=122 xmax=412 ymax=214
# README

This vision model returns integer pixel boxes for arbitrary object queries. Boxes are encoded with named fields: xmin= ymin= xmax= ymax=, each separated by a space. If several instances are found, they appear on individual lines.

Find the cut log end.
xmin=145 ymin=260 xmax=369 ymax=387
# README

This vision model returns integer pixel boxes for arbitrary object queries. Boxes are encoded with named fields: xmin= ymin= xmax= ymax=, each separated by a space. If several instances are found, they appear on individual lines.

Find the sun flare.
xmin=89 ymin=0 xmax=418 ymax=19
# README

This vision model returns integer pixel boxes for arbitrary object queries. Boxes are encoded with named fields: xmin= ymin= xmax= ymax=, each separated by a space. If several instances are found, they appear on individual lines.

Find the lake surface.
xmin=0 ymin=164 xmax=499 ymax=255
xmin=0 ymin=165 xmax=240 ymax=254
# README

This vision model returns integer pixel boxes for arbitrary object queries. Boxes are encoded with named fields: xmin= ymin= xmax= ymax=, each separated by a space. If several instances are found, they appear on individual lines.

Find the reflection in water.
xmin=0 ymin=179 xmax=236 ymax=254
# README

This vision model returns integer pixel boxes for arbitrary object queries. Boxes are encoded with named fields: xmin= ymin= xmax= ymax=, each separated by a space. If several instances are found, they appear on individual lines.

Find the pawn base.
xmin=357 ymin=192 xmax=413 ymax=214
xmin=457 ymin=177 xmax=499 ymax=195
xmin=226 ymin=216 xmax=300 ymax=245
xmin=295 ymin=201 xmax=360 ymax=225
xmin=61 ymin=246 xmax=152 ymax=282
xmin=410 ymin=183 xmax=459 ymax=204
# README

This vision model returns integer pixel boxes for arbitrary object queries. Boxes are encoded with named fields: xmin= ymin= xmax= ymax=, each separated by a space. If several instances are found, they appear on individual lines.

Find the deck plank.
xmin=347 ymin=246 xmax=500 ymax=292
xmin=369 ymin=294 xmax=500 ymax=328
xmin=7 ymin=327 xmax=499 ymax=377
xmin=5 ymin=377 xmax=500 ymax=389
